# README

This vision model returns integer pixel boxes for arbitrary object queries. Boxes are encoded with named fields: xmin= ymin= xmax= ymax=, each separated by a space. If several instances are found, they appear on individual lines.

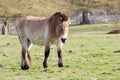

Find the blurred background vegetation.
xmin=0 ymin=0 xmax=120 ymax=19
xmin=0 ymin=0 xmax=120 ymax=35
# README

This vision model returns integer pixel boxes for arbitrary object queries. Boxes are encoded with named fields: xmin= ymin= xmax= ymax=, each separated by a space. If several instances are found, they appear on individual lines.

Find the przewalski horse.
xmin=16 ymin=12 xmax=69 ymax=70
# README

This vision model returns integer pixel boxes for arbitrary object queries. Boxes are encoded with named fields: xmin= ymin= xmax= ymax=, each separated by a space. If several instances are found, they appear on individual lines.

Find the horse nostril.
xmin=61 ymin=38 xmax=67 ymax=43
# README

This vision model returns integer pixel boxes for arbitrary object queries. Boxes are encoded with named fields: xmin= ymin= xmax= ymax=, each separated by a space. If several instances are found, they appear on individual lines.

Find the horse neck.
xmin=48 ymin=16 xmax=60 ymax=39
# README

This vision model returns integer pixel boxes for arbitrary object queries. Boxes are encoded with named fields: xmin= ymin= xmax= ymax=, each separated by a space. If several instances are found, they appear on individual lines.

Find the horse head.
xmin=52 ymin=12 xmax=69 ymax=43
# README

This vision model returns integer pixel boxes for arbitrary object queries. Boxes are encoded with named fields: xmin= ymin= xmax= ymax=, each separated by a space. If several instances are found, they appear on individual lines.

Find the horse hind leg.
xmin=21 ymin=38 xmax=31 ymax=70
xmin=27 ymin=39 xmax=32 ymax=66
xmin=21 ymin=47 xmax=30 ymax=70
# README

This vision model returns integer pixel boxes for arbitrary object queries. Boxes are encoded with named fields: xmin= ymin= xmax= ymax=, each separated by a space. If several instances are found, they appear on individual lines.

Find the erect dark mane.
xmin=53 ymin=12 xmax=68 ymax=22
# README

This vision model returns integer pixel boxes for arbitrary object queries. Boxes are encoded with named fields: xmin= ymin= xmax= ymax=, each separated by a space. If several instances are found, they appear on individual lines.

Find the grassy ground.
xmin=0 ymin=23 xmax=120 ymax=80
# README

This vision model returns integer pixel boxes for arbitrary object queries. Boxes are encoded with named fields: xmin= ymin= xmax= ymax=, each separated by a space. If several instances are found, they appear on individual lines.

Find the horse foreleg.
xmin=43 ymin=45 xmax=50 ymax=68
xmin=57 ymin=43 xmax=64 ymax=67
xmin=21 ymin=48 xmax=30 ymax=70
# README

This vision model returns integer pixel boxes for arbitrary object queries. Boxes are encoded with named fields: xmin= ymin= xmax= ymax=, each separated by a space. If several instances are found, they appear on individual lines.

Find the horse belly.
xmin=26 ymin=31 xmax=45 ymax=45
xmin=32 ymin=37 xmax=45 ymax=45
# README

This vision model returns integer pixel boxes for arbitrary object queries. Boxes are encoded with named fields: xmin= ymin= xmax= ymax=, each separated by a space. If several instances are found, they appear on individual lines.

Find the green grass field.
xmin=0 ymin=23 xmax=120 ymax=80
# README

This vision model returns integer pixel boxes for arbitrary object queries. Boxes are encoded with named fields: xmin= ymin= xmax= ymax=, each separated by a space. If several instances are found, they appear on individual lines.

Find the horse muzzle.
xmin=61 ymin=38 xmax=67 ymax=43
xmin=61 ymin=35 xmax=67 ymax=43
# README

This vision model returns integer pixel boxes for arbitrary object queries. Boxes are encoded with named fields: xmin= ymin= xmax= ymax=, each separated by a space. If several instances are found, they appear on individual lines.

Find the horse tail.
xmin=15 ymin=21 xmax=19 ymax=36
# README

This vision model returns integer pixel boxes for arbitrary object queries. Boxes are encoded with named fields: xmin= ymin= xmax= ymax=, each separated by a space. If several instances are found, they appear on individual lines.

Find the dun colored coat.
xmin=16 ymin=12 xmax=69 ymax=70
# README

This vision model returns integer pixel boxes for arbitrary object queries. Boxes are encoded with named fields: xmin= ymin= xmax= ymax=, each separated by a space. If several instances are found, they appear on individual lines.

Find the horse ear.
xmin=56 ymin=12 xmax=61 ymax=15
xmin=54 ymin=12 xmax=61 ymax=17
xmin=55 ymin=12 xmax=63 ymax=21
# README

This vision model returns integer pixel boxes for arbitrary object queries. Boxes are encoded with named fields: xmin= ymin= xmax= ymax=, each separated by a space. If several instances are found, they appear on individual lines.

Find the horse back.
xmin=17 ymin=16 xmax=50 ymax=45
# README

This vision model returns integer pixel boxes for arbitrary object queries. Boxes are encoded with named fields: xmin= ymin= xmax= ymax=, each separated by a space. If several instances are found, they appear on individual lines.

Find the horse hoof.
xmin=43 ymin=64 xmax=48 ymax=68
xmin=58 ymin=63 xmax=64 ymax=67
xmin=21 ymin=65 xmax=30 ymax=70
xmin=43 ymin=63 xmax=48 ymax=68
xmin=43 ymin=66 xmax=48 ymax=68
